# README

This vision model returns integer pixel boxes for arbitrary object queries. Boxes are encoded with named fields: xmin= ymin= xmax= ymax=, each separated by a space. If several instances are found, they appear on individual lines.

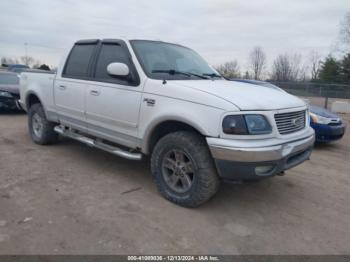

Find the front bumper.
xmin=0 ymin=94 xmax=22 ymax=111
xmin=207 ymin=130 xmax=315 ymax=181
xmin=311 ymin=122 xmax=346 ymax=143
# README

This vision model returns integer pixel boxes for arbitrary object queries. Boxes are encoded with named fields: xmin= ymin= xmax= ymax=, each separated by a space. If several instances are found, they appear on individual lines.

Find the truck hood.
xmin=173 ymin=80 xmax=306 ymax=110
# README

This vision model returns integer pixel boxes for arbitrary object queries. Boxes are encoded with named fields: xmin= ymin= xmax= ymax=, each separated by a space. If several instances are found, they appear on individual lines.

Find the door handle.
xmin=90 ymin=90 xmax=100 ymax=96
xmin=58 ymin=85 xmax=66 ymax=90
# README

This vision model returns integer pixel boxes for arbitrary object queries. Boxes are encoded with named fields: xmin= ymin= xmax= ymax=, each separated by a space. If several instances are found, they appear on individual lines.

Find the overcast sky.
xmin=0 ymin=0 xmax=348 ymax=70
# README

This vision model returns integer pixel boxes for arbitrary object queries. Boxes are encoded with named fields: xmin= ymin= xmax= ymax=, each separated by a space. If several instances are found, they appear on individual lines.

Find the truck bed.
xmin=19 ymin=71 xmax=56 ymax=112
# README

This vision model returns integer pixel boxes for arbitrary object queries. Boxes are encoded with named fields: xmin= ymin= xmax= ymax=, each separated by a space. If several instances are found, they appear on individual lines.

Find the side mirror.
xmin=107 ymin=62 xmax=130 ymax=77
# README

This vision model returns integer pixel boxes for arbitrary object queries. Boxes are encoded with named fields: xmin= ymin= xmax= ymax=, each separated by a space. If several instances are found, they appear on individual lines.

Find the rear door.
xmin=54 ymin=41 xmax=98 ymax=131
xmin=85 ymin=40 xmax=143 ymax=148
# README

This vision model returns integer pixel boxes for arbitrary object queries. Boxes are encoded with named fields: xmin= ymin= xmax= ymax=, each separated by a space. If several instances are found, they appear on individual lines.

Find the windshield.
xmin=130 ymin=40 xmax=220 ymax=80
xmin=0 ymin=73 xmax=19 ymax=85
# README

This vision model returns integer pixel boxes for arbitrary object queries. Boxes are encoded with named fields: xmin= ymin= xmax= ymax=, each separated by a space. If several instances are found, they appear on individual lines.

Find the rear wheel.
xmin=28 ymin=103 xmax=59 ymax=145
xmin=151 ymin=131 xmax=220 ymax=207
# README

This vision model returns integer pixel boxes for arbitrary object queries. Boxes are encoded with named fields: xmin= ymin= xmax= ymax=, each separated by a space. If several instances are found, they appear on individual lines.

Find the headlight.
xmin=222 ymin=114 xmax=272 ymax=135
xmin=222 ymin=115 xmax=248 ymax=135
xmin=245 ymin=115 xmax=272 ymax=134
xmin=310 ymin=112 xmax=329 ymax=124
xmin=0 ymin=91 xmax=13 ymax=98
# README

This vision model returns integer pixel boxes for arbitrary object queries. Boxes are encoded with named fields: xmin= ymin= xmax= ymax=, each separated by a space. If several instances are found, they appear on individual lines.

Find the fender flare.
xmin=141 ymin=115 xmax=209 ymax=154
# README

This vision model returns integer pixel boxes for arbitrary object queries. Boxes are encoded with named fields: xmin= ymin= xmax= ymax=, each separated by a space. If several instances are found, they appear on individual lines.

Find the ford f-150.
xmin=20 ymin=38 xmax=315 ymax=207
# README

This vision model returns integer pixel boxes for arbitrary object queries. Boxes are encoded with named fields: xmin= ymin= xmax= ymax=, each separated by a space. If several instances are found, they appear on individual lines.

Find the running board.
xmin=54 ymin=126 xmax=142 ymax=161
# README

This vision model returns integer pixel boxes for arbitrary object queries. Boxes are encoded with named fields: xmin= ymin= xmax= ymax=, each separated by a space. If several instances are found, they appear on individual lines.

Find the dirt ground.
xmin=0 ymin=112 xmax=349 ymax=255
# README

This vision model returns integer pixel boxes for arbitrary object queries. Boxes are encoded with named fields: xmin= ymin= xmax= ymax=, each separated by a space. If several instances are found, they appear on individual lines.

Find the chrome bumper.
xmin=207 ymin=132 xmax=315 ymax=163
xmin=207 ymin=129 xmax=315 ymax=180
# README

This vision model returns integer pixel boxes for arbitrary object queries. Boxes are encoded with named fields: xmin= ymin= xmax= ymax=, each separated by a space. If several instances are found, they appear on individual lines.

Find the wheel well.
xmin=27 ymin=94 xmax=41 ymax=108
xmin=147 ymin=121 xmax=203 ymax=154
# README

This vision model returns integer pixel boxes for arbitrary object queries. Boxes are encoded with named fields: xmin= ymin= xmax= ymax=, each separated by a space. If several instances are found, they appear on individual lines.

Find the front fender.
xmin=141 ymin=115 xmax=209 ymax=153
xmin=138 ymin=95 xmax=225 ymax=153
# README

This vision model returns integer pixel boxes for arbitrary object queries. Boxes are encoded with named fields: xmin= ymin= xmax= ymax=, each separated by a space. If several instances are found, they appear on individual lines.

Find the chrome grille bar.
xmin=274 ymin=110 xmax=306 ymax=135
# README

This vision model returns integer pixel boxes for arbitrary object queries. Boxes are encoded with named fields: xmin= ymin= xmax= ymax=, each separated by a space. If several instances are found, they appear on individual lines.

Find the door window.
xmin=94 ymin=44 xmax=137 ymax=85
xmin=63 ymin=44 xmax=96 ymax=78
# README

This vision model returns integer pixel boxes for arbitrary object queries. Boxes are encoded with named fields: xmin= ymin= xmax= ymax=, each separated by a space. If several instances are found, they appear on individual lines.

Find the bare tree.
xmin=20 ymin=56 xmax=35 ymax=67
xmin=271 ymin=54 xmax=289 ymax=81
xmin=32 ymin=61 xmax=42 ymax=69
xmin=299 ymin=63 xmax=309 ymax=82
xmin=248 ymin=46 xmax=266 ymax=80
xmin=215 ymin=61 xmax=240 ymax=78
xmin=244 ymin=71 xmax=251 ymax=79
xmin=309 ymin=51 xmax=321 ymax=80
xmin=271 ymin=54 xmax=302 ymax=81
xmin=339 ymin=12 xmax=350 ymax=49
xmin=1 ymin=57 xmax=19 ymax=65
xmin=290 ymin=54 xmax=302 ymax=81
xmin=1 ymin=56 xmax=43 ymax=68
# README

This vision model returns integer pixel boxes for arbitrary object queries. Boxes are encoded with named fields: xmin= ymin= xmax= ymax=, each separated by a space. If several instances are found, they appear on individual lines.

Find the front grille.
xmin=274 ymin=110 xmax=306 ymax=135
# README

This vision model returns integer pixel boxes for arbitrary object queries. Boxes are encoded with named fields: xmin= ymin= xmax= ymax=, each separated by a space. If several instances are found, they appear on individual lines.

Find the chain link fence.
xmin=269 ymin=81 xmax=350 ymax=109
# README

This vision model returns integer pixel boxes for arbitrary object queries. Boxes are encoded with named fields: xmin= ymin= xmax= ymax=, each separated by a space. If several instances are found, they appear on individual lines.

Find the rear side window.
xmin=95 ymin=44 xmax=129 ymax=80
xmin=63 ymin=44 xmax=96 ymax=78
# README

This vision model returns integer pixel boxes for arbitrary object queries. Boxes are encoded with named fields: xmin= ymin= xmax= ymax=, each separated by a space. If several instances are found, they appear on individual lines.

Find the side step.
xmin=54 ymin=126 xmax=142 ymax=161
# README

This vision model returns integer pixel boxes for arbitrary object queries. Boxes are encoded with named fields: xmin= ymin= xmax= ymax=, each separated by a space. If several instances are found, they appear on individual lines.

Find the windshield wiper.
xmin=203 ymin=73 xmax=222 ymax=78
xmin=152 ymin=69 xmax=209 ymax=79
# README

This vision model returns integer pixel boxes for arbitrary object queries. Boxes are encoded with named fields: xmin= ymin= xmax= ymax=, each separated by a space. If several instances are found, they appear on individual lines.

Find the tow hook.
xmin=277 ymin=171 xmax=285 ymax=176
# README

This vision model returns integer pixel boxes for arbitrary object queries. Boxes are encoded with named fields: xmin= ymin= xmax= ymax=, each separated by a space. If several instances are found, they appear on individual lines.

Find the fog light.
xmin=255 ymin=166 xmax=274 ymax=176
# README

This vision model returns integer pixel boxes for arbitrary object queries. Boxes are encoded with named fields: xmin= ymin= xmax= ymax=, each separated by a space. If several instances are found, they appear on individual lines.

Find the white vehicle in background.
xmin=19 ymin=38 xmax=315 ymax=207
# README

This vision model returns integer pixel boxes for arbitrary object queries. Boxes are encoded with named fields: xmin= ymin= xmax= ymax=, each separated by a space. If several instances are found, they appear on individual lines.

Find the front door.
xmin=85 ymin=40 xmax=143 ymax=148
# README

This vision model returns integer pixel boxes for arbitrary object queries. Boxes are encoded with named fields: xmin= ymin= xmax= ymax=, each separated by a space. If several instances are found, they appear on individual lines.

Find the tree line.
xmin=215 ymin=12 xmax=350 ymax=85
xmin=0 ymin=56 xmax=51 ymax=71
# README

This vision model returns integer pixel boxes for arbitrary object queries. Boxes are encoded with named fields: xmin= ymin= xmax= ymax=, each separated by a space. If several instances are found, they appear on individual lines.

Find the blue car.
xmin=230 ymin=79 xmax=346 ymax=143
xmin=309 ymin=106 xmax=346 ymax=143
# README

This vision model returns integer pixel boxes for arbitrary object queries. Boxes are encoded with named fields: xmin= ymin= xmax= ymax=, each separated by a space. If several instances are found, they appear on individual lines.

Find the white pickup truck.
xmin=20 ymin=38 xmax=315 ymax=207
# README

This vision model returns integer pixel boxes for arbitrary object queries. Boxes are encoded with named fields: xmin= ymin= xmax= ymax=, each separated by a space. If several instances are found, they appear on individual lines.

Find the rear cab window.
xmin=62 ymin=41 xmax=97 ymax=79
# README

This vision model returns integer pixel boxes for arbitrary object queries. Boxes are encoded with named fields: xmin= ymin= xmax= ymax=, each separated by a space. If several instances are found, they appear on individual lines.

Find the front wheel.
xmin=28 ymin=103 xmax=59 ymax=145
xmin=151 ymin=131 xmax=220 ymax=207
